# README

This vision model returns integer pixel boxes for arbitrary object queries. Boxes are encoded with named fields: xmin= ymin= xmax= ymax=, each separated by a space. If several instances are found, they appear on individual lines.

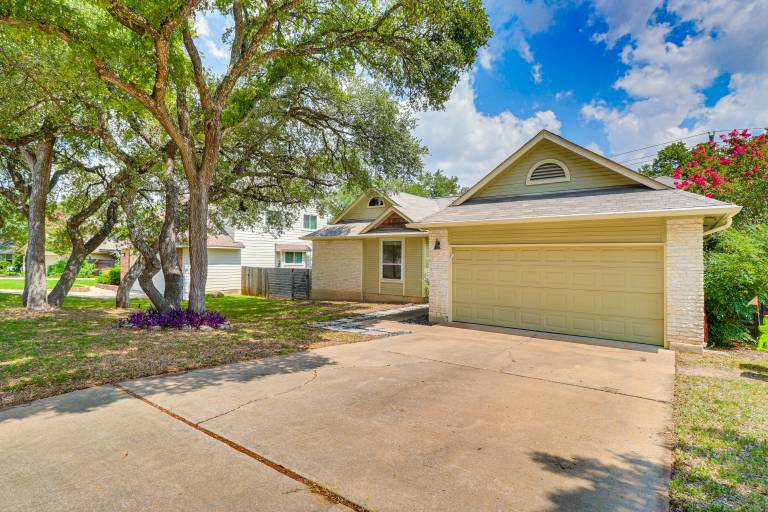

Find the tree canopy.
xmin=0 ymin=0 xmax=492 ymax=311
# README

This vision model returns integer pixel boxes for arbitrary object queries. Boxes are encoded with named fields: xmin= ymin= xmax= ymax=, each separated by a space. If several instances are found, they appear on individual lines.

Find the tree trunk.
xmin=48 ymin=202 xmax=118 ymax=307
xmin=158 ymin=158 xmax=183 ymax=309
xmin=116 ymin=256 xmax=143 ymax=308
xmin=137 ymin=261 xmax=167 ymax=310
xmin=23 ymin=137 xmax=55 ymax=310
xmin=186 ymin=183 xmax=209 ymax=313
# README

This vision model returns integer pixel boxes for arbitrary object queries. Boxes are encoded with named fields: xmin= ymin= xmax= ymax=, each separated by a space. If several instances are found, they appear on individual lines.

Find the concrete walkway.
xmin=1 ymin=324 xmax=674 ymax=511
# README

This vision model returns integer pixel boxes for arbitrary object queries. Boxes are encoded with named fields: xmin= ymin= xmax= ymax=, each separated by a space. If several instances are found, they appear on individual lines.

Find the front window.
xmin=303 ymin=214 xmax=317 ymax=229
xmin=284 ymin=252 xmax=304 ymax=265
xmin=381 ymin=240 xmax=402 ymax=280
xmin=368 ymin=197 xmax=384 ymax=207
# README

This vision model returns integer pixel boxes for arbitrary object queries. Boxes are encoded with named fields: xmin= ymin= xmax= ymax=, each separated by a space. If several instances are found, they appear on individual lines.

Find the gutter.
xmin=407 ymin=205 xmax=743 ymax=230
xmin=703 ymin=215 xmax=734 ymax=237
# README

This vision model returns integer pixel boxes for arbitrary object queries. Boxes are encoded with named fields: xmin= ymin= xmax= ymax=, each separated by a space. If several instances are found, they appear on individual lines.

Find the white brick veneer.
xmin=311 ymin=239 xmax=363 ymax=300
xmin=428 ymin=229 xmax=450 ymax=323
xmin=665 ymin=217 xmax=705 ymax=352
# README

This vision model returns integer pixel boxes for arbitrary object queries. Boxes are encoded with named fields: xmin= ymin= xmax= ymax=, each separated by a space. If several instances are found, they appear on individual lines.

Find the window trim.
xmin=525 ymin=158 xmax=571 ymax=185
xmin=379 ymin=238 xmax=404 ymax=282
xmin=303 ymin=214 xmax=317 ymax=230
xmin=367 ymin=197 xmax=385 ymax=208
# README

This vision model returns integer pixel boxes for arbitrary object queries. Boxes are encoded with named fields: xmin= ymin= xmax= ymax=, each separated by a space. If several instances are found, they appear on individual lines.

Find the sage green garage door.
xmin=451 ymin=246 xmax=664 ymax=345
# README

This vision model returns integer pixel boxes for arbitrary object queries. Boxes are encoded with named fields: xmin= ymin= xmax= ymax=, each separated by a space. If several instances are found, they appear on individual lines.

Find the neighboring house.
xmin=88 ymin=243 xmax=120 ymax=270
xmin=129 ymin=208 xmax=326 ymax=296
xmin=304 ymin=192 xmax=453 ymax=303
xmin=305 ymin=130 xmax=741 ymax=352
xmin=0 ymin=241 xmax=16 ymax=263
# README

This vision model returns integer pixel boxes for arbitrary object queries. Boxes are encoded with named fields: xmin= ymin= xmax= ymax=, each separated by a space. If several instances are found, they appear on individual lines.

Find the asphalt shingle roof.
xmin=412 ymin=186 xmax=737 ymax=226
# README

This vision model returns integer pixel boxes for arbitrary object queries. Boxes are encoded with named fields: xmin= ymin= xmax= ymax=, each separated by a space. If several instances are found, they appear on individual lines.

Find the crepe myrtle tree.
xmin=0 ymin=0 xmax=491 ymax=312
xmin=673 ymin=129 xmax=768 ymax=227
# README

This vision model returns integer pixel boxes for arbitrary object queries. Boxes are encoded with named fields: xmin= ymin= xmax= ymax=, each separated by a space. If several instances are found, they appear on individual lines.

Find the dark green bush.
xmin=704 ymin=225 xmax=768 ymax=346
xmin=96 ymin=266 xmax=120 ymax=285
xmin=47 ymin=260 xmax=97 ymax=278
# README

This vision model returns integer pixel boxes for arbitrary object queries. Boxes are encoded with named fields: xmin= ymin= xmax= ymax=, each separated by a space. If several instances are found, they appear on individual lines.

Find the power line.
xmin=609 ymin=127 xmax=768 ymax=163
xmin=609 ymin=131 xmax=711 ymax=159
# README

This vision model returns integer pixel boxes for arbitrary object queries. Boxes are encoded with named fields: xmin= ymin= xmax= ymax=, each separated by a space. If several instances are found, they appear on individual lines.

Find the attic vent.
xmin=368 ymin=197 xmax=385 ymax=207
xmin=526 ymin=159 xmax=570 ymax=185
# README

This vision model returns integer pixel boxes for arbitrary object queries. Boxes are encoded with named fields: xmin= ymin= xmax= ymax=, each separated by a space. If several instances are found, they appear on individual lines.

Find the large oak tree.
xmin=1 ymin=0 xmax=490 ymax=312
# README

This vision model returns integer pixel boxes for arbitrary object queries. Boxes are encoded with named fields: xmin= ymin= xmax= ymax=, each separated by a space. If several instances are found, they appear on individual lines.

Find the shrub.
xmin=120 ymin=308 xmax=229 ymax=330
xmin=704 ymin=225 xmax=768 ymax=346
xmin=47 ymin=260 xmax=97 ymax=278
xmin=96 ymin=267 xmax=120 ymax=285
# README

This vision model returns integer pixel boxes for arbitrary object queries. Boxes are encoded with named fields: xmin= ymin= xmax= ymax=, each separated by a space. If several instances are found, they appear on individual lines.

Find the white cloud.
xmin=585 ymin=142 xmax=604 ymax=155
xmin=479 ymin=1 xmax=559 ymax=82
xmin=414 ymin=75 xmax=561 ymax=185
xmin=194 ymin=16 xmax=211 ymax=38
xmin=531 ymin=63 xmax=543 ymax=84
xmin=584 ymin=0 xmax=768 ymax=161
xmin=555 ymin=90 xmax=573 ymax=101
xmin=204 ymin=39 xmax=229 ymax=61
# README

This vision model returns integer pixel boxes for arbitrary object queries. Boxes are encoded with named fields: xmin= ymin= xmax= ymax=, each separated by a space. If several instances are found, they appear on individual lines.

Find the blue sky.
xmin=196 ymin=1 xmax=768 ymax=185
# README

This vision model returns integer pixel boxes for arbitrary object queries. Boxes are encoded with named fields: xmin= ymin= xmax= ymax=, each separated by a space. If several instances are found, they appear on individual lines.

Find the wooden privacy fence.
xmin=241 ymin=266 xmax=312 ymax=299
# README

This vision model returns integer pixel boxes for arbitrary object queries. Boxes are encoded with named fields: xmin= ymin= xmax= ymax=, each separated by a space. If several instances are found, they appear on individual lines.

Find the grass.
xmin=0 ymin=292 xmax=391 ymax=409
xmin=671 ymin=348 xmax=768 ymax=511
xmin=0 ymin=277 xmax=96 ymax=290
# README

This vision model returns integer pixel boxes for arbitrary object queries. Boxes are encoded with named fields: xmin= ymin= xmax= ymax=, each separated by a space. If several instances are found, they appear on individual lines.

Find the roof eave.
xmin=302 ymin=231 xmax=428 ymax=241
xmin=407 ymin=205 xmax=743 ymax=230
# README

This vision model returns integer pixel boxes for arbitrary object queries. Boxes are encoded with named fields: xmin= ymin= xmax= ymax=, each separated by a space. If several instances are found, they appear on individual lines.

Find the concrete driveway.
xmin=0 ymin=323 xmax=674 ymax=512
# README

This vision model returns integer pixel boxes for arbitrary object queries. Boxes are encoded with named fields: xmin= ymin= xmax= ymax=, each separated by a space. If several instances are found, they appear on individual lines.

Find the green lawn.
xmin=0 ymin=277 xmax=96 ymax=290
xmin=672 ymin=349 xmax=768 ymax=511
xmin=0 ymin=293 xmax=385 ymax=409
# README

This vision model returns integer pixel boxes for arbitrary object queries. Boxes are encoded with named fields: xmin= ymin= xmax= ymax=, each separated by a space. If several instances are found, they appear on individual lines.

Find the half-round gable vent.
xmin=368 ymin=197 xmax=385 ymax=207
xmin=526 ymin=160 xmax=570 ymax=185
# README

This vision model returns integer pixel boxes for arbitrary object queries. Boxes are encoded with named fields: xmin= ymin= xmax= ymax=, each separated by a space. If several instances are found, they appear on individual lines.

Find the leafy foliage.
xmin=96 ymin=266 xmax=120 ymax=285
xmin=673 ymin=129 xmax=768 ymax=226
xmin=48 ymin=259 xmax=95 ymax=278
xmin=121 ymin=307 xmax=228 ymax=330
xmin=639 ymin=142 xmax=691 ymax=177
xmin=704 ymin=225 xmax=768 ymax=346
xmin=323 ymin=168 xmax=464 ymax=217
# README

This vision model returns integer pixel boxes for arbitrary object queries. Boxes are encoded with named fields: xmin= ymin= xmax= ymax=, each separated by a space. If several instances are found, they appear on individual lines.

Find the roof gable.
xmin=332 ymin=190 xmax=392 ymax=223
xmin=454 ymin=130 xmax=667 ymax=205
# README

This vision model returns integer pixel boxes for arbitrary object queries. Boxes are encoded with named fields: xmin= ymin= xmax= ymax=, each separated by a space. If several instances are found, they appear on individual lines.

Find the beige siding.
xmin=311 ymin=239 xmax=363 ymax=300
xmin=359 ymin=236 xmax=426 ymax=303
xmin=341 ymin=194 xmax=390 ymax=222
xmin=473 ymin=139 xmax=637 ymax=198
xmin=448 ymin=218 xmax=665 ymax=245
xmin=404 ymin=238 xmax=424 ymax=297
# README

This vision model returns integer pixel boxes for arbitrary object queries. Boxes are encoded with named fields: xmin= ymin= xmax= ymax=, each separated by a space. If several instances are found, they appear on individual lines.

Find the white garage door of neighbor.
xmin=451 ymin=245 xmax=664 ymax=345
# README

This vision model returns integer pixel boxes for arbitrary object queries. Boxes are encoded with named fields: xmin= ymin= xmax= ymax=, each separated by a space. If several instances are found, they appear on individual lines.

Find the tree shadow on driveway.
xmin=0 ymin=350 xmax=336 ymax=422
xmin=531 ymin=451 xmax=668 ymax=512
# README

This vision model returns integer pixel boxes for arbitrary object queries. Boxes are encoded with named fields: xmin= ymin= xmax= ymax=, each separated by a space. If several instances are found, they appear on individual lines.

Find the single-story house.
xmin=304 ymin=130 xmax=741 ymax=352
xmin=304 ymin=191 xmax=454 ymax=303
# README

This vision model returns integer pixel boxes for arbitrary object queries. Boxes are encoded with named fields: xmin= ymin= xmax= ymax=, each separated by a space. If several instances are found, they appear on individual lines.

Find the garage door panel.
xmin=452 ymin=246 xmax=663 ymax=345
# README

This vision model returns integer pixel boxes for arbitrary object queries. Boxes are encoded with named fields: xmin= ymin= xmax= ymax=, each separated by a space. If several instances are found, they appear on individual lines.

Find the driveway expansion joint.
xmin=385 ymin=350 xmax=671 ymax=404
xmin=112 ymin=383 xmax=373 ymax=512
